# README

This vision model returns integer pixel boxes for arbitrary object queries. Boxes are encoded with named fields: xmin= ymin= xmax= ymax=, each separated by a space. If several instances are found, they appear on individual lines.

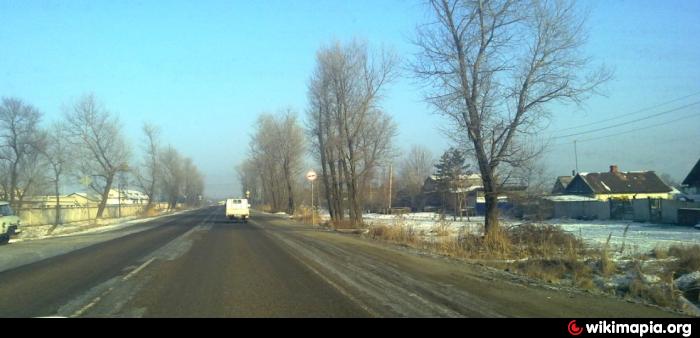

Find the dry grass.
xmin=599 ymin=233 xmax=616 ymax=276
xmin=258 ymin=204 xmax=274 ymax=213
xmin=431 ymin=218 xmax=452 ymax=237
xmin=361 ymin=218 xmax=692 ymax=311
xmin=624 ymin=259 xmax=677 ymax=307
xmin=668 ymin=245 xmax=700 ymax=275
xmin=292 ymin=206 xmax=320 ymax=225
xmin=652 ymin=246 xmax=669 ymax=259
xmin=332 ymin=219 xmax=361 ymax=229
xmin=144 ymin=207 xmax=160 ymax=217
xmin=513 ymin=259 xmax=593 ymax=287
xmin=509 ymin=223 xmax=582 ymax=259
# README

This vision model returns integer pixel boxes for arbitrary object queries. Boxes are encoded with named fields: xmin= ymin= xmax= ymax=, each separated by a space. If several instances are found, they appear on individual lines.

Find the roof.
xmin=544 ymin=195 xmax=599 ymax=202
xmin=556 ymin=176 xmax=573 ymax=187
xmin=576 ymin=171 xmax=672 ymax=194
xmin=683 ymin=158 xmax=700 ymax=187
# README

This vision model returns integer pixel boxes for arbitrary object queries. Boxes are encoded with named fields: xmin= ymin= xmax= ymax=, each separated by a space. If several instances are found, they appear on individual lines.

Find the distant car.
xmin=225 ymin=198 xmax=250 ymax=223
xmin=0 ymin=202 xmax=21 ymax=244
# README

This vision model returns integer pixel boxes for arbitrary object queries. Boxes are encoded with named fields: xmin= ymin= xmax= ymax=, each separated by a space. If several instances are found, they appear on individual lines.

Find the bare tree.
xmin=307 ymin=40 xmax=398 ymax=225
xmin=159 ymin=146 xmax=184 ymax=210
xmin=134 ymin=123 xmax=160 ymax=210
xmin=274 ymin=111 xmax=306 ymax=214
xmin=236 ymin=159 xmax=261 ymax=204
xmin=42 ymin=122 xmax=71 ymax=228
xmin=181 ymin=157 xmax=205 ymax=207
xmin=245 ymin=112 xmax=305 ymax=213
xmin=249 ymin=114 xmax=284 ymax=211
xmin=0 ymin=98 xmax=44 ymax=207
xmin=65 ymin=94 xmax=131 ymax=218
xmin=412 ymin=0 xmax=611 ymax=235
xmin=398 ymin=145 xmax=434 ymax=210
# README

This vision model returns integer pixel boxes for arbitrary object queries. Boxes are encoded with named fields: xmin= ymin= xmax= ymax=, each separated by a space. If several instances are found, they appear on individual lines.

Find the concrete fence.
xmin=15 ymin=203 xmax=172 ymax=227
xmin=551 ymin=200 xmax=610 ymax=220
xmin=550 ymin=198 xmax=700 ymax=224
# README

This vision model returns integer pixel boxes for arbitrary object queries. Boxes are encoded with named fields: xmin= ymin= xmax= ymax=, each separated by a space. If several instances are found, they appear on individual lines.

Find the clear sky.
xmin=1 ymin=0 xmax=699 ymax=198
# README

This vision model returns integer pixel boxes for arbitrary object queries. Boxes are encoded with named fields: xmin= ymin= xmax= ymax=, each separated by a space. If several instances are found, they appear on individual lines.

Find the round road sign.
xmin=306 ymin=170 xmax=317 ymax=181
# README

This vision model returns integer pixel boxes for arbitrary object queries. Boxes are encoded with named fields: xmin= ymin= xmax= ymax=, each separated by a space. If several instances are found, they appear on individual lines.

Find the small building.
xmin=564 ymin=165 xmax=673 ymax=201
xmin=551 ymin=176 xmax=573 ymax=195
xmin=421 ymin=173 xmax=524 ymax=215
xmin=106 ymin=189 xmax=150 ymax=205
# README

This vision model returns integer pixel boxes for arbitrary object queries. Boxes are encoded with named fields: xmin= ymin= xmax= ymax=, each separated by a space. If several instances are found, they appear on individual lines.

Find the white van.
xmin=225 ymin=198 xmax=250 ymax=223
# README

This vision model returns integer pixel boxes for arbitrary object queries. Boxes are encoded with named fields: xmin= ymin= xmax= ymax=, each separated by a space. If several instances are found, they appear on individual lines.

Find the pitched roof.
xmin=556 ymin=176 xmax=573 ymax=187
xmin=578 ymin=171 xmax=672 ymax=194
xmin=683 ymin=158 xmax=700 ymax=187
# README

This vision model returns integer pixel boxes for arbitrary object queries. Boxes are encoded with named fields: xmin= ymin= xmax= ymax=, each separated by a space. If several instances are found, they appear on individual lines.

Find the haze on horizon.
xmin=1 ymin=0 xmax=698 ymax=199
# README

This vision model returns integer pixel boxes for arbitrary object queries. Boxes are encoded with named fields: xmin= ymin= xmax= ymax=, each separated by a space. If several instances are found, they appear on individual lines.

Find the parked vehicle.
xmin=0 ymin=202 xmax=21 ymax=244
xmin=225 ymin=198 xmax=250 ymax=223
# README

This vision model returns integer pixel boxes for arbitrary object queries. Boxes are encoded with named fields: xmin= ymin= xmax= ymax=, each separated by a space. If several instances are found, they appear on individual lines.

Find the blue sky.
xmin=1 ymin=0 xmax=699 ymax=198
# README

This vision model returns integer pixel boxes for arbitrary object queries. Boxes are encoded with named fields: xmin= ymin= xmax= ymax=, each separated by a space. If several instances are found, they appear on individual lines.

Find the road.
xmin=0 ymin=207 xmax=682 ymax=318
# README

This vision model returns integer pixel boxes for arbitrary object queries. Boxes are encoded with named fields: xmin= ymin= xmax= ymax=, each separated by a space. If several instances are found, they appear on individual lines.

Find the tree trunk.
xmin=320 ymin=149 xmax=336 ymax=221
xmin=97 ymin=174 xmax=115 ymax=218
xmin=55 ymin=178 xmax=60 ymax=227
xmin=283 ymin=163 xmax=295 ymax=214
xmin=9 ymin=162 xmax=17 ymax=207
xmin=480 ymin=172 xmax=500 ymax=235
xmin=454 ymin=190 xmax=458 ymax=221
xmin=330 ymin=159 xmax=343 ymax=221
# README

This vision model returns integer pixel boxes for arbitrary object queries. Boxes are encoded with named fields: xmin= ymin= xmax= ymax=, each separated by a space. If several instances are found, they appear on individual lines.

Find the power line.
xmin=550 ymin=112 xmax=700 ymax=147
xmin=555 ymin=90 xmax=700 ymax=133
xmin=551 ymin=101 xmax=700 ymax=139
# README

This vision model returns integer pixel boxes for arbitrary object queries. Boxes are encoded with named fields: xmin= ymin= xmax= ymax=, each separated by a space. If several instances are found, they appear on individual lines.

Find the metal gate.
xmin=610 ymin=199 xmax=633 ymax=220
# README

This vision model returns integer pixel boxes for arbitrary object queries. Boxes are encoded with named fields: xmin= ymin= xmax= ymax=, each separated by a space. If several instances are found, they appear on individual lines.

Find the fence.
xmin=551 ymin=200 xmax=610 ymax=220
xmin=549 ymin=198 xmax=700 ymax=224
xmin=15 ymin=202 xmax=172 ymax=227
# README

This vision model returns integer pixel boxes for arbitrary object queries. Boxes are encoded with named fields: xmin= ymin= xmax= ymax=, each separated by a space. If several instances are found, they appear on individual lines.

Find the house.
xmin=421 ymin=173 xmax=524 ymax=215
xmin=564 ymin=165 xmax=673 ymax=201
xmin=551 ymin=176 xmax=573 ymax=195
xmin=64 ymin=193 xmax=101 ymax=206
xmin=22 ymin=193 xmax=101 ymax=208
xmin=106 ymin=189 xmax=149 ymax=205
xmin=682 ymin=158 xmax=700 ymax=194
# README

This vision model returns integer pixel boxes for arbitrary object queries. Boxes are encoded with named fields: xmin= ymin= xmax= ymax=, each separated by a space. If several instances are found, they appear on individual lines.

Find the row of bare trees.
xmin=307 ymin=41 xmax=398 ymax=225
xmin=0 ymin=94 xmax=205 ymax=223
xmin=238 ymin=0 xmax=608 ymax=233
xmin=237 ymin=111 xmax=305 ymax=214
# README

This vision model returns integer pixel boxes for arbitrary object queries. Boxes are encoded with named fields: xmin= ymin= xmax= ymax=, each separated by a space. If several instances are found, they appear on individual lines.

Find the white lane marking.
xmin=122 ymin=257 xmax=156 ymax=282
xmin=71 ymin=286 xmax=115 ymax=318
xmin=69 ymin=209 xmax=217 ymax=318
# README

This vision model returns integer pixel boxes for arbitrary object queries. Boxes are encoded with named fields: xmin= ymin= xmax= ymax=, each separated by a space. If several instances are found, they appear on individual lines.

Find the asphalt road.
xmin=0 ymin=207 xmax=683 ymax=318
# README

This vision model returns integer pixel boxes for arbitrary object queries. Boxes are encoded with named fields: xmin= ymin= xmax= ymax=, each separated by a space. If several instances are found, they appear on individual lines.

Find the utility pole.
xmin=306 ymin=170 xmax=317 ymax=225
xmin=388 ymin=164 xmax=393 ymax=212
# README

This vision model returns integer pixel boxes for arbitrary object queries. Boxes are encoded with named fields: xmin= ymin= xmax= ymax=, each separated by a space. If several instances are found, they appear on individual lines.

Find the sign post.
xmin=306 ymin=170 xmax=317 ymax=225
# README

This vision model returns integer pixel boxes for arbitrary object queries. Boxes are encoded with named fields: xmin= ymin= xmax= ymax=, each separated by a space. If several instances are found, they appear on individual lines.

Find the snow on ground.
xmin=363 ymin=213 xmax=490 ymax=236
xmin=362 ymin=212 xmax=700 ymax=254
xmin=548 ymin=219 xmax=700 ymax=253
